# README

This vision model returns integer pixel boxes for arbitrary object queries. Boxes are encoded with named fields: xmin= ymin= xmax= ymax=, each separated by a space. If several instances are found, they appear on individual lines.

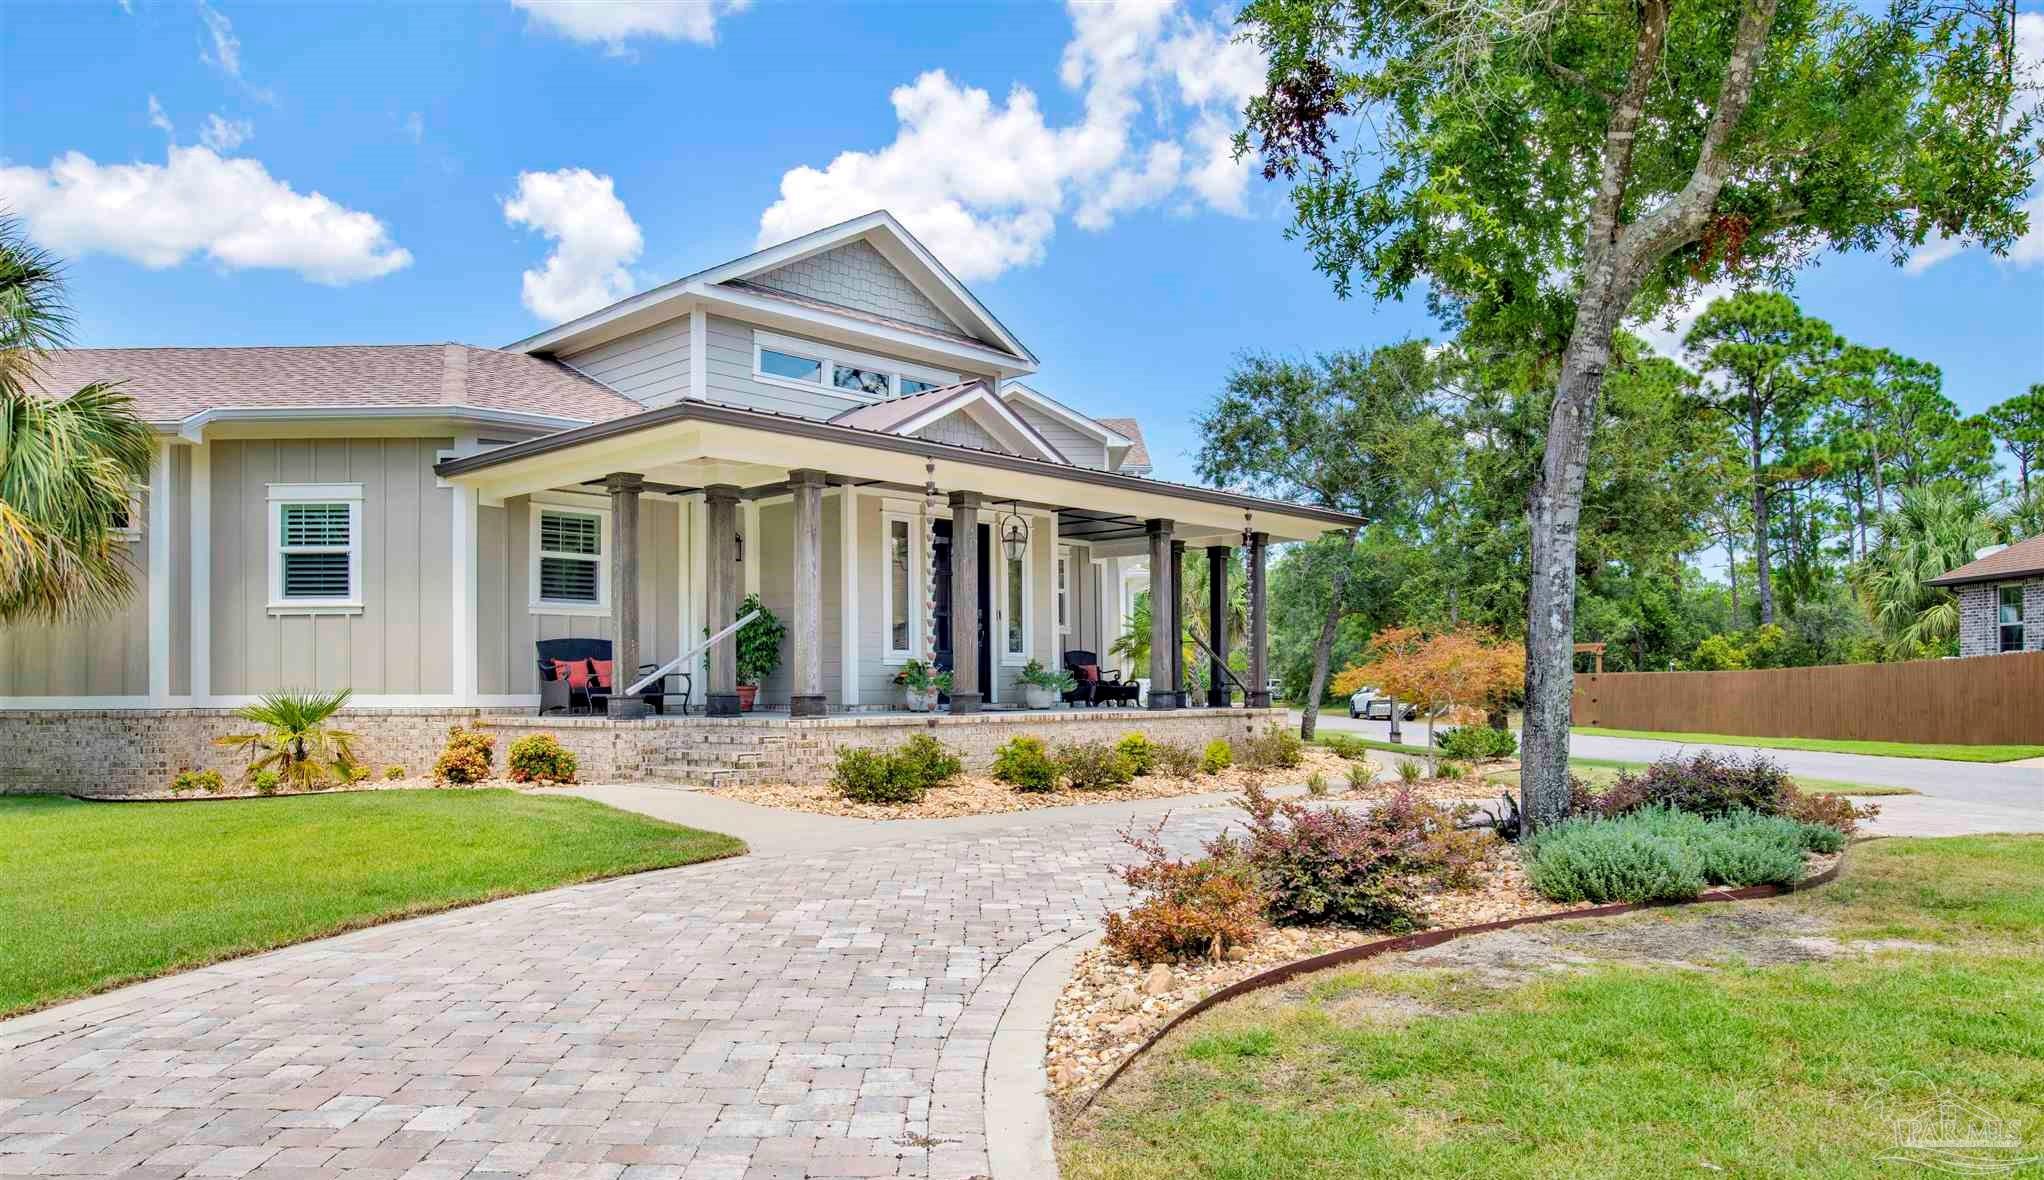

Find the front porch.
xmin=437 ymin=396 xmax=1358 ymax=724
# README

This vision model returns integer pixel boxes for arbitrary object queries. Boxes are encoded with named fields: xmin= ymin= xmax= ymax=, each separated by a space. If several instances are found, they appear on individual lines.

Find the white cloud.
xmin=754 ymin=0 xmax=1266 ymax=280
xmin=197 ymin=0 xmax=242 ymax=77
xmin=1907 ymin=11 xmax=2043 ymax=274
xmin=0 ymin=145 xmax=412 ymax=284
xmin=198 ymin=113 xmax=252 ymax=152
xmin=401 ymin=111 xmax=425 ymax=144
xmin=509 ymin=0 xmax=751 ymax=53
xmin=1634 ymin=279 xmax=1738 ymax=361
xmin=504 ymin=168 xmax=643 ymax=322
xmin=146 ymin=95 xmax=174 ymax=136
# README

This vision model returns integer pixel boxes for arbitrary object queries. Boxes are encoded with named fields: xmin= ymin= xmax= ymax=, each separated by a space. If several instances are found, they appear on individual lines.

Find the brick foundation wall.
xmin=0 ymin=709 xmax=485 ymax=797
xmin=474 ymin=708 xmax=1291 ymax=786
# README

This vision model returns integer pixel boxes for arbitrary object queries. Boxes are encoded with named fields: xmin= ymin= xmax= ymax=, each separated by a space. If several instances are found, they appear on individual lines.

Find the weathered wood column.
xmin=788 ymin=469 xmax=828 ymax=718
xmin=605 ymin=472 xmax=648 ymax=718
xmin=1246 ymin=531 xmax=1271 ymax=707
xmin=1207 ymin=545 xmax=1232 ymax=707
xmin=948 ymin=492 xmax=982 ymax=713
xmin=705 ymin=484 xmax=742 ymax=717
xmin=1145 ymin=519 xmax=1176 ymax=709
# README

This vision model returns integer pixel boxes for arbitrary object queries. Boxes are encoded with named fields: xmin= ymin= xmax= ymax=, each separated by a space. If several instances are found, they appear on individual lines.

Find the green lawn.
xmin=0 ymin=790 xmax=743 ymax=1017
xmin=1573 ymin=726 xmax=2044 ymax=763
xmin=1061 ymin=836 xmax=2044 ymax=1179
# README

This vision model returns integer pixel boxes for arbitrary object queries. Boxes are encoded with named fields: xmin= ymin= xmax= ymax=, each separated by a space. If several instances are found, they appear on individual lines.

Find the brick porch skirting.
xmin=0 ymin=707 xmax=1289 ymax=795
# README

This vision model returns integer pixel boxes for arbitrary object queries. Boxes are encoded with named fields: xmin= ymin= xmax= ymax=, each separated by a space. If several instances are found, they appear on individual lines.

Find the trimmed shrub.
xmin=1786 ymin=787 xmax=1879 ymax=836
xmin=1151 ymin=740 xmax=1204 ymax=778
xmin=252 ymin=770 xmax=281 ymax=796
xmin=1102 ymin=826 xmax=1268 ymax=964
xmin=893 ymin=733 xmax=962 ymax=790
xmin=1525 ymin=817 xmax=1708 ymax=904
xmin=1056 ymin=741 xmax=1135 ymax=789
xmin=344 ymin=763 xmax=371 ymax=783
xmin=1434 ymin=725 xmax=1517 ymax=761
xmin=1234 ymin=728 xmax=1304 ymax=770
xmin=1320 ymin=734 xmax=1371 ymax=761
xmin=171 ymin=769 xmax=225 ymax=795
xmin=433 ymin=727 xmax=494 ymax=785
xmin=1199 ymin=739 xmax=1233 ymax=775
xmin=832 ymin=748 xmax=923 ymax=804
xmin=507 ymin=734 xmax=578 ymax=784
xmin=992 ymin=735 xmax=1058 ymax=792
xmin=1230 ymin=784 xmax=1437 ymax=931
xmin=1116 ymin=732 xmax=1157 ymax=776
xmin=383 ymin=765 xmax=405 ymax=781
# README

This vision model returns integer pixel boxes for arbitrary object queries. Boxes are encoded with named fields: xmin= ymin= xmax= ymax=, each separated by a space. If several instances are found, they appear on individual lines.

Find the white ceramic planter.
xmin=1022 ymin=684 xmax=1055 ymax=709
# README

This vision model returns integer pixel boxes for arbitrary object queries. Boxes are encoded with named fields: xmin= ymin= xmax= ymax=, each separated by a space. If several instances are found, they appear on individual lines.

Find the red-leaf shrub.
xmin=1231 ymin=784 xmax=1492 ymax=930
xmin=1102 ymin=825 xmax=1268 ymax=964
xmin=1785 ymin=786 xmax=1879 ymax=835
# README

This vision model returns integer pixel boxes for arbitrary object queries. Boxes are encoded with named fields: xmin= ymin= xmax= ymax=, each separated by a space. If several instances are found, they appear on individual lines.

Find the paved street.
xmin=1305 ymin=710 xmax=2044 ymax=833
xmin=0 ymin=794 xmax=1244 ymax=1180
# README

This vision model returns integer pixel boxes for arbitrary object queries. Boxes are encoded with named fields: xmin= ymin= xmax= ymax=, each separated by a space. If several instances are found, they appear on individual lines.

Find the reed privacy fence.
xmin=1572 ymin=651 xmax=2044 ymax=746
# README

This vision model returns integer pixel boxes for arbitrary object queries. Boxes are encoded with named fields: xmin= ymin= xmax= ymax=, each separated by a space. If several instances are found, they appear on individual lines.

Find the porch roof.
xmin=433 ymin=397 xmax=1361 ymax=543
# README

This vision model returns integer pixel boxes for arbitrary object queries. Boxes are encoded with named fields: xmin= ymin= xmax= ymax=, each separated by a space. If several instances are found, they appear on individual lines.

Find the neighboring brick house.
xmin=1927 ymin=532 xmax=2044 ymax=656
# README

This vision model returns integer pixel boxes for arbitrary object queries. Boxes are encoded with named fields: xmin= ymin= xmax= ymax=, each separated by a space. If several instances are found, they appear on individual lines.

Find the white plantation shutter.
xmin=538 ymin=509 xmax=603 ymax=605
xmin=278 ymin=503 xmax=355 ymax=600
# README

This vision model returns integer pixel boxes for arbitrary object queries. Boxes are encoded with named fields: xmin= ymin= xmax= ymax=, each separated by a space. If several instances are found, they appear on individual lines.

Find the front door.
xmin=931 ymin=520 xmax=991 ymax=699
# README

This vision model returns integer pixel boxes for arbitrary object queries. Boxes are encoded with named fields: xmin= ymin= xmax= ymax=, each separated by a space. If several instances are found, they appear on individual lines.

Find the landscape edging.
xmin=1075 ymin=856 xmax=1846 ymax=1114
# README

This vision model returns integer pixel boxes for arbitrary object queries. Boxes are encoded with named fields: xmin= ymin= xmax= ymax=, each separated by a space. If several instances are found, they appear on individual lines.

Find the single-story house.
xmin=2 ymin=211 xmax=1355 ymax=783
xmin=1928 ymin=532 xmax=2044 ymax=656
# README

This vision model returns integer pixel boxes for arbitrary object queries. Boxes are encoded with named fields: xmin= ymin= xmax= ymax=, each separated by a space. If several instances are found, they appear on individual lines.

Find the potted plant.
xmin=1015 ymin=658 xmax=1074 ymax=709
xmin=893 ymin=658 xmax=952 ymax=712
xmin=734 ymin=593 xmax=786 ymax=711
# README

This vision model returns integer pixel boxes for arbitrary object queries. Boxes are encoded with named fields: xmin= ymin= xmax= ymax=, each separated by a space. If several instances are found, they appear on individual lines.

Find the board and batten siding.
xmin=0 ymin=448 xmax=185 ymax=699
xmin=558 ymin=313 xmax=692 ymax=408
xmin=210 ymin=437 xmax=453 ymax=697
xmin=474 ymin=494 xmax=685 ymax=698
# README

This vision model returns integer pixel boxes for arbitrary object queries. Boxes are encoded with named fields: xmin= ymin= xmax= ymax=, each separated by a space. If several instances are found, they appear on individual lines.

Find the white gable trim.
xmin=896 ymin=386 xmax=1067 ymax=464
xmin=1002 ymin=384 xmax=1133 ymax=448
xmin=507 ymin=211 xmax=1036 ymax=368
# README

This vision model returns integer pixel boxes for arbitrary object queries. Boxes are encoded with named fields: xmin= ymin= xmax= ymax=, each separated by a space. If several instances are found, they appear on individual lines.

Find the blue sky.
xmin=2 ymin=0 xmax=2040 ymax=486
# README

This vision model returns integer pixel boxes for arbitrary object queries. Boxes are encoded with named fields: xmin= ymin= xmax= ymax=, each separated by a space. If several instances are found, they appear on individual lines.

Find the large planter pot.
xmin=904 ymin=687 xmax=938 ymax=713
xmin=737 ymin=684 xmax=759 ymax=712
xmin=1021 ymin=684 xmax=1055 ymax=709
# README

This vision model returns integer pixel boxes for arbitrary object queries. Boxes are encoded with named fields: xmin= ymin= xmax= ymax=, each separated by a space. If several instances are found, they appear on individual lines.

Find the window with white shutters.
xmin=267 ymin=485 xmax=363 ymax=610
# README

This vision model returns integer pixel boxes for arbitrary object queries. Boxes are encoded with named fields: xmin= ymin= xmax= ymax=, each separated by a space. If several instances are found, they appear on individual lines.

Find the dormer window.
xmin=760 ymin=347 xmax=824 ymax=383
xmin=753 ymin=329 xmax=956 ymax=403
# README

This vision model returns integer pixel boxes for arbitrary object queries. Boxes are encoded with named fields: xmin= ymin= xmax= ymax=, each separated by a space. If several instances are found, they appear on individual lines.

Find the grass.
xmin=1062 ymin=836 xmax=2044 ymax=1179
xmin=1573 ymin=726 xmax=2044 ymax=763
xmin=0 ymin=790 xmax=743 ymax=1017
xmin=1311 ymin=733 xmax=1433 ymax=757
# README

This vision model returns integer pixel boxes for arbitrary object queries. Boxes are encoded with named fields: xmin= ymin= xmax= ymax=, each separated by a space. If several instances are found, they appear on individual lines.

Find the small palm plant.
xmin=213 ymin=689 xmax=360 ymax=789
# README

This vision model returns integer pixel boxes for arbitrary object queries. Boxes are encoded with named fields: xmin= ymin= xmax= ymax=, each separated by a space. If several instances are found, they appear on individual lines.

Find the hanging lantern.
xmin=998 ymin=503 xmax=1029 ymax=562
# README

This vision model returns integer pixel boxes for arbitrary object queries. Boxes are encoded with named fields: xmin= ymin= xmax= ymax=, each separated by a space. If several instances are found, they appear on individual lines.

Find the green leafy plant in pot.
xmin=893 ymin=658 xmax=952 ymax=712
xmin=1015 ymin=658 xmax=1075 ymax=709
xmin=734 ymin=593 xmax=786 ymax=711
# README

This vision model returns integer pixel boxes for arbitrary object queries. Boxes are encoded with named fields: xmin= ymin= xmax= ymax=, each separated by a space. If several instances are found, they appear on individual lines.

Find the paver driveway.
xmin=0 ymin=798 xmax=1237 ymax=1180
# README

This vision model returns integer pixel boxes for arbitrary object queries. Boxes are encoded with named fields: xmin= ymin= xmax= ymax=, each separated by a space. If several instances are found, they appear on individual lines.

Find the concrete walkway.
xmin=0 ymin=793 xmax=1246 ymax=1180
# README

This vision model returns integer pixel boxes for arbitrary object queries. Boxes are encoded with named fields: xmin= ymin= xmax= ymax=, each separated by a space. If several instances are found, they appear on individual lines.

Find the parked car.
xmin=1349 ymin=687 xmax=1418 ymax=721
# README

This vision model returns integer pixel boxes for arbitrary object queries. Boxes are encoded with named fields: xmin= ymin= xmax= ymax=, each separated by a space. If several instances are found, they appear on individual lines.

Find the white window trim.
xmin=1997 ymin=582 xmax=2026 ymax=653
xmin=880 ymin=509 xmax=922 ymax=665
xmin=752 ymin=328 xmax=957 ymax=404
xmin=113 ymin=488 xmax=144 ymax=544
xmin=1056 ymin=545 xmax=1071 ymax=634
xmin=530 ymin=499 xmax=612 ymax=617
xmin=267 ymin=483 xmax=363 ymax=614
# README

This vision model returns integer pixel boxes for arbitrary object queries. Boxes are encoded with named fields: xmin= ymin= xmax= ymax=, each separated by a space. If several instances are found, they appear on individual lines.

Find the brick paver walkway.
xmin=0 ymin=805 xmax=1233 ymax=1180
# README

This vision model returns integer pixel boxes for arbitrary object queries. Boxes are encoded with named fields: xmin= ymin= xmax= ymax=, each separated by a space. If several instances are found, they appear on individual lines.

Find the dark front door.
xmin=931 ymin=520 xmax=991 ymax=699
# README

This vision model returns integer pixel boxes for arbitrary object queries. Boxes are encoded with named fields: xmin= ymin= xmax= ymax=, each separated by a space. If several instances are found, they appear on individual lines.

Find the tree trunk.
xmin=1726 ymin=532 xmax=1740 ymax=621
xmin=1750 ymin=399 xmax=1775 ymax=625
xmin=1298 ymin=527 xmax=1358 ymax=740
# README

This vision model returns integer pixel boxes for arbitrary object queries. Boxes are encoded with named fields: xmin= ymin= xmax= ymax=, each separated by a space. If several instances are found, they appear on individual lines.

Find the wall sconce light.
xmin=998 ymin=502 xmax=1029 ymax=563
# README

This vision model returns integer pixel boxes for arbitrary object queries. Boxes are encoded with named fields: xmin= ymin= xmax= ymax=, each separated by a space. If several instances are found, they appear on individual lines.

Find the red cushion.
xmin=589 ymin=659 xmax=614 ymax=690
xmin=562 ymin=660 xmax=593 ymax=690
xmin=1076 ymin=663 xmax=1099 ymax=684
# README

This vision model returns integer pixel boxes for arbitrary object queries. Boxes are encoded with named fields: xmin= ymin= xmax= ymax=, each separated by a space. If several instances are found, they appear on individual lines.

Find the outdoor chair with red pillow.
xmin=536 ymin=638 xmax=688 ymax=715
xmin=1061 ymin=650 xmax=1139 ymax=707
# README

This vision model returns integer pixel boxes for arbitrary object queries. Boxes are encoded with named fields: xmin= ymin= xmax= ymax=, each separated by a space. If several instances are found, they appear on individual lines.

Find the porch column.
xmin=1247 ymin=531 xmax=1271 ymax=707
xmin=948 ymin=491 xmax=982 ymax=713
xmin=1169 ymin=539 xmax=1186 ymax=707
xmin=1145 ymin=519 xmax=1176 ymax=709
xmin=705 ymin=483 xmax=742 ymax=717
xmin=1207 ymin=545 xmax=1232 ymax=707
xmin=606 ymin=473 xmax=648 ymax=718
xmin=788 ymin=469 xmax=828 ymax=718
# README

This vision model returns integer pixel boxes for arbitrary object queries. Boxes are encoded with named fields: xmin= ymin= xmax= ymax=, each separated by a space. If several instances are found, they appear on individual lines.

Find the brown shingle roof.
xmin=28 ymin=345 xmax=644 ymax=426
xmin=1926 ymin=533 xmax=2044 ymax=587
xmin=1096 ymin=417 xmax=1151 ymax=470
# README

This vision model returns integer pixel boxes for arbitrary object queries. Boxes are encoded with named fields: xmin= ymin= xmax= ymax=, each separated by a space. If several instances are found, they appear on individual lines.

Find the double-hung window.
xmin=269 ymin=484 xmax=362 ymax=611
xmin=1999 ymin=585 xmax=2026 ymax=652
xmin=532 ymin=505 xmax=608 ymax=614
